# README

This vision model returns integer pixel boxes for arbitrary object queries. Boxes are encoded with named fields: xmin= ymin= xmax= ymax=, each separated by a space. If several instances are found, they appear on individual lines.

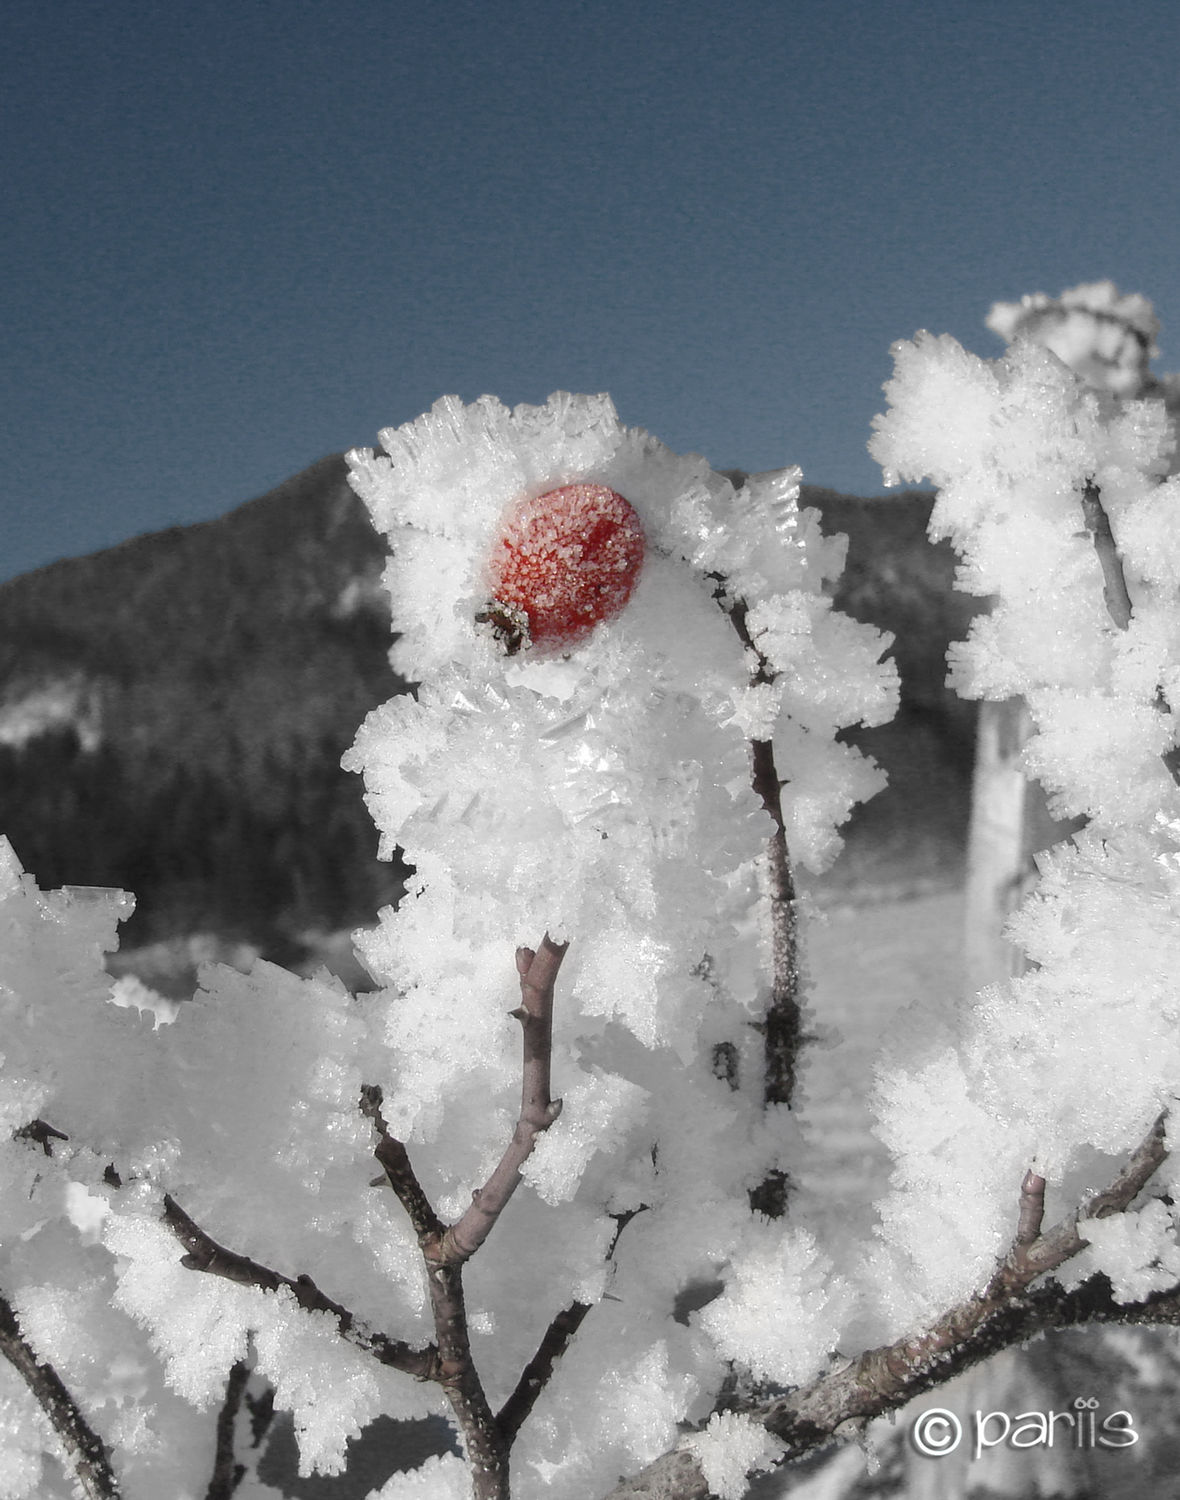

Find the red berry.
xmin=485 ymin=484 xmax=645 ymax=651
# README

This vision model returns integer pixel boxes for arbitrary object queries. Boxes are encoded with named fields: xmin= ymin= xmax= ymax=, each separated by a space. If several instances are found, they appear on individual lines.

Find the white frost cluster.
xmin=341 ymin=391 xmax=896 ymax=1486
xmin=986 ymin=279 xmax=1160 ymax=399
xmin=0 ymin=391 xmax=899 ymax=1495
xmin=865 ymin=329 xmax=1180 ymax=1333
xmin=0 ymin=835 xmax=442 ymax=1496
xmin=697 ymin=1220 xmax=853 ymax=1386
xmin=684 ymin=1410 xmax=787 ymax=1499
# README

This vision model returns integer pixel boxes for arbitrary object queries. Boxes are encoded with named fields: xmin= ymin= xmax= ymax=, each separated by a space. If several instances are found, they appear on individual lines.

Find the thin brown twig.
xmin=422 ymin=1253 xmax=508 ymax=1499
xmin=360 ymin=1085 xmax=446 ymax=1245
xmin=204 ymin=1359 xmax=249 ymax=1500
xmin=162 ymin=1195 xmax=437 ymax=1379
xmin=497 ymin=1206 xmax=644 ymax=1444
xmin=599 ymin=1111 xmax=1170 ymax=1499
xmin=1013 ymin=1168 xmax=1046 ymax=1249
xmin=360 ymin=937 xmax=572 ymax=1498
xmin=439 ymin=935 xmax=568 ymax=1264
xmin=497 ymin=1300 xmax=591 ymax=1445
xmin=0 ymin=1288 xmax=122 ymax=1499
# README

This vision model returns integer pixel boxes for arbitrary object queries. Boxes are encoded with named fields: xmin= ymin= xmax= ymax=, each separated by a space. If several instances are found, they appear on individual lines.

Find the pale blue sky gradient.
xmin=4 ymin=0 xmax=1179 ymax=580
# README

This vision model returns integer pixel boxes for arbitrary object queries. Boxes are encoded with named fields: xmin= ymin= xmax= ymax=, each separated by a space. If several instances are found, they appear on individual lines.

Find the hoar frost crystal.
xmin=0 ymin=389 xmax=900 ymax=1500
xmin=867 ymin=331 xmax=1180 ymax=1331
xmin=340 ymin=391 xmax=896 ymax=1491
xmin=7 ymin=339 xmax=1180 ymax=1497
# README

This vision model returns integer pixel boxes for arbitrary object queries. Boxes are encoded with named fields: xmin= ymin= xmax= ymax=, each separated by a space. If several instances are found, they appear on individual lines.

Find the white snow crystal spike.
xmin=539 ymin=712 xmax=590 ymax=742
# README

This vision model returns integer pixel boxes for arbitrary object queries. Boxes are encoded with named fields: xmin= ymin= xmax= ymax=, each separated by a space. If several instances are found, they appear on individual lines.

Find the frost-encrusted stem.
xmin=163 ymin=1195 xmax=436 ymax=1378
xmin=439 ymin=936 xmax=568 ymax=1264
xmin=599 ymin=1113 xmax=1169 ymax=1499
xmin=750 ymin=736 xmax=803 ymax=1110
xmin=1080 ymin=479 xmax=1180 ymax=786
xmin=362 ymin=938 xmax=572 ymax=1497
xmin=723 ymin=592 xmax=804 ymax=1116
xmin=1081 ymin=478 xmax=1134 ymax=631
xmin=0 ymin=1287 xmax=122 ymax=1500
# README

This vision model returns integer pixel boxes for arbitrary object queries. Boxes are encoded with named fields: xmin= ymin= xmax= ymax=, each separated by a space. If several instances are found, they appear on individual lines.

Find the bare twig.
xmin=360 ymin=1085 xmax=446 ymax=1244
xmin=1086 ymin=1110 xmax=1168 ymax=1218
xmin=360 ymin=937 xmax=572 ymax=1498
xmin=359 ymin=1085 xmax=508 ymax=1489
xmin=1013 ymin=1168 xmax=1046 ymax=1249
xmin=439 ymin=936 xmax=568 ymax=1264
xmin=599 ymin=1112 xmax=1170 ymax=1499
xmin=0 ymin=1288 xmax=121 ymax=1499
xmin=497 ymin=1207 xmax=644 ymax=1444
xmin=204 ymin=1359 xmax=249 ymax=1500
xmin=162 ymin=1195 xmax=437 ymax=1379
xmin=417 ymin=936 xmax=569 ymax=1498
xmin=498 ymin=1300 xmax=591 ymax=1445
xmin=423 ymin=1254 xmax=509 ymax=1500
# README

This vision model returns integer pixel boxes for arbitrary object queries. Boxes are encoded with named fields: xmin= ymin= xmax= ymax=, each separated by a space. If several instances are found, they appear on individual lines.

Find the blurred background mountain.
xmin=0 ymin=457 xmax=979 ymax=992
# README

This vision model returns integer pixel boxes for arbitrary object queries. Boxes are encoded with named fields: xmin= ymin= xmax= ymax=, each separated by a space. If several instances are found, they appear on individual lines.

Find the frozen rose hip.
xmin=483 ymin=483 xmax=645 ymax=651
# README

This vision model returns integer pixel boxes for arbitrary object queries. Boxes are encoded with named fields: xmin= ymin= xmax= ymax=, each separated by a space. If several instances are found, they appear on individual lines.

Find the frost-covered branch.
xmin=601 ymin=1113 xmax=1170 ymax=1498
xmin=441 ymin=937 xmax=567 ymax=1264
xmin=1080 ymin=478 xmax=1134 ymax=631
xmin=362 ymin=940 xmax=567 ymax=1269
xmin=364 ymin=938 xmax=571 ymax=1497
xmin=162 ymin=1194 xmax=437 ymax=1378
xmin=727 ymin=593 xmax=804 ymax=1120
xmin=1079 ymin=478 xmax=1180 ymax=787
xmin=0 ymin=1287 xmax=122 ymax=1500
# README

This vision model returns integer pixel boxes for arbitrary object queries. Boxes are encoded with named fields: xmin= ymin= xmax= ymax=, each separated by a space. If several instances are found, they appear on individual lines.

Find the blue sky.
xmin=3 ymin=0 xmax=1179 ymax=582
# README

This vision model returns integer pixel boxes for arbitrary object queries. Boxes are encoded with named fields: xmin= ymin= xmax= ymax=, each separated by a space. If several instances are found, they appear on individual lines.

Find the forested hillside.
xmin=0 ymin=458 xmax=974 ymax=967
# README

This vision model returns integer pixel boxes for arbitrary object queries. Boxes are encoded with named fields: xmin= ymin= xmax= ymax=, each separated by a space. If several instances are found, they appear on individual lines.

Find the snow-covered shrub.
xmin=3 ymin=354 xmax=1180 ymax=1500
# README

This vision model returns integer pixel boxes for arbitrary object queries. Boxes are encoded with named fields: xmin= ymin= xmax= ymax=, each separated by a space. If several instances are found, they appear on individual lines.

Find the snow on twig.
xmin=162 ymin=1194 xmax=437 ymax=1378
xmin=599 ymin=1112 xmax=1171 ymax=1499
xmin=0 ymin=1286 xmax=123 ymax=1500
